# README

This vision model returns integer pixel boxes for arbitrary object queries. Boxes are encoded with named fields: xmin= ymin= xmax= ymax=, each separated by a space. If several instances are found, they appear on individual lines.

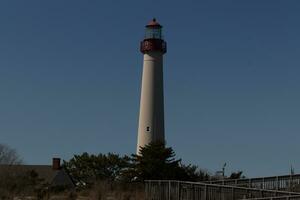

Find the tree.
xmin=126 ymin=142 xmax=187 ymax=181
xmin=229 ymin=171 xmax=245 ymax=179
xmin=0 ymin=143 xmax=22 ymax=165
xmin=64 ymin=143 xmax=211 ymax=186
xmin=180 ymin=164 xmax=210 ymax=182
xmin=125 ymin=142 xmax=211 ymax=182
xmin=63 ymin=152 xmax=130 ymax=187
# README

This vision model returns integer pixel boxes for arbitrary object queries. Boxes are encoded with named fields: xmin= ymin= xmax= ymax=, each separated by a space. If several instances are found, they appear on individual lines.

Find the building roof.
xmin=0 ymin=165 xmax=75 ymax=188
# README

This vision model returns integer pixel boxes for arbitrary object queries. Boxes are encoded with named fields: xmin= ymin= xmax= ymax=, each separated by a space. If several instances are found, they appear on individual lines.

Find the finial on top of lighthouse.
xmin=146 ymin=18 xmax=162 ymax=28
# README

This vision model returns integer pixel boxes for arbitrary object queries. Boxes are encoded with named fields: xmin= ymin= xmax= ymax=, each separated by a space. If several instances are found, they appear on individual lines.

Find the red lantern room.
xmin=140 ymin=18 xmax=167 ymax=54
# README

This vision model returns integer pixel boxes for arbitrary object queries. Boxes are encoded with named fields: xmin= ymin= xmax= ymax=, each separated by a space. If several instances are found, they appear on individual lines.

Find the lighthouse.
xmin=137 ymin=19 xmax=167 ymax=154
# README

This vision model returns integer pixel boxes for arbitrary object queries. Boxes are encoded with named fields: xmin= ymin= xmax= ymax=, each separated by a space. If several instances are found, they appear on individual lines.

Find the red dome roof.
xmin=146 ymin=18 xmax=162 ymax=28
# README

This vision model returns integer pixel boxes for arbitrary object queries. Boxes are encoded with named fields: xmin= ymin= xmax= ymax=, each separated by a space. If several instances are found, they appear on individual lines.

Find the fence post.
xmin=192 ymin=183 xmax=195 ymax=200
xmin=158 ymin=180 xmax=161 ymax=200
xmin=144 ymin=181 xmax=146 ymax=200
xmin=290 ymin=174 xmax=293 ymax=192
xmin=169 ymin=180 xmax=171 ymax=200
xmin=177 ymin=181 xmax=180 ymax=200
xmin=204 ymin=185 xmax=207 ymax=200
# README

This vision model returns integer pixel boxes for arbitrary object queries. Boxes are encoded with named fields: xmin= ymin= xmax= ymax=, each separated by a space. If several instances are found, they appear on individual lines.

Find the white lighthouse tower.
xmin=137 ymin=18 xmax=167 ymax=154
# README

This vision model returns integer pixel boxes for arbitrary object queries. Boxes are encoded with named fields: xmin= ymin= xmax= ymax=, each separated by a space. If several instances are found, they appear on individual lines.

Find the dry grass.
xmin=0 ymin=177 xmax=145 ymax=200
xmin=86 ymin=181 xmax=145 ymax=200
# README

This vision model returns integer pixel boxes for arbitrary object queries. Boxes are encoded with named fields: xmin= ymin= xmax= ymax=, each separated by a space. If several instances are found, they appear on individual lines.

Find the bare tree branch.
xmin=0 ymin=143 xmax=22 ymax=165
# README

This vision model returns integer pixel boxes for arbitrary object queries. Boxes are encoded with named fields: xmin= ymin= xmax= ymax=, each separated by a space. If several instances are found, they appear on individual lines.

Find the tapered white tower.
xmin=137 ymin=19 xmax=167 ymax=154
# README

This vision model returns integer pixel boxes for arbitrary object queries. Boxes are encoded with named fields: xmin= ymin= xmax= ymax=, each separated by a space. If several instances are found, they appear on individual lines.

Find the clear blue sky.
xmin=0 ymin=0 xmax=299 ymax=177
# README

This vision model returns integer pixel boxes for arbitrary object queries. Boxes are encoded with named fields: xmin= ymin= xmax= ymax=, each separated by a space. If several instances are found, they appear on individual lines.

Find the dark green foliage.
xmin=180 ymin=164 xmax=210 ymax=182
xmin=125 ymin=142 xmax=210 ymax=182
xmin=63 ymin=142 xmax=210 ymax=185
xmin=63 ymin=152 xmax=130 ymax=186
xmin=229 ymin=171 xmax=245 ymax=179
xmin=127 ymin=142 xmax=182 ymax=181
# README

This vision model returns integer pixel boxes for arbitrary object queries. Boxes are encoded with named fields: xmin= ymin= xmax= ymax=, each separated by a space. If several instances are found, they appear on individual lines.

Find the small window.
xmin=146 ymin=127 xmax=150 ymax=132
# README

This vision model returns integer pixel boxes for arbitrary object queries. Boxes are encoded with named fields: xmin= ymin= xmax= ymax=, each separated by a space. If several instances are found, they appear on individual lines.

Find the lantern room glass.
xmin=145 ymin=27 xmax=163 ymax=39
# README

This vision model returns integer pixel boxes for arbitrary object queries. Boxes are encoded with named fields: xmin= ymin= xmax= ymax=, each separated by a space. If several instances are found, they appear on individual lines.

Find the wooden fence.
xmin=145 ymin=180 xmax=300 ymax=200
xmin=205 ymin=174 xmax=300 ymax=191
xmin=244 ymin=195 xmax=300 ymax=200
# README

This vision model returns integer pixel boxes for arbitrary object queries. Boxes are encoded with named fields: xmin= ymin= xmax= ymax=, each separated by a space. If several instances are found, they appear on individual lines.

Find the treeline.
xmin=63 ymin=142 xmax=210 ymax=188
xmin=0 ymin=142 xmax=244 ymax=199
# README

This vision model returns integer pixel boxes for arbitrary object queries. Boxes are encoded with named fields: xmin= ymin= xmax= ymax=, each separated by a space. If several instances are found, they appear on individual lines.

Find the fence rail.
xmin=145 ymin=180 xmax=300 ymax=200
xmin=205 ymin=174 xmax=300 ymax=191
xmin=244 ymin=195 xmax=300 ymax=200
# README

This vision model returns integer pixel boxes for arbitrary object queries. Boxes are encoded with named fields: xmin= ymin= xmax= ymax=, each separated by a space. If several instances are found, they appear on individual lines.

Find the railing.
xmin=145 ymin=180 xmax=300 ymax=200
xmin=205 ymin=174 xmax=300 ymax=192
xmin=244 ymin=195 xmax=300 ymax=200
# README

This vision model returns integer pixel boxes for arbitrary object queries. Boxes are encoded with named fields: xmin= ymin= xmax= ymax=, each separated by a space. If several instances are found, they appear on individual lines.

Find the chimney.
xmin=52 ymin=158 xmax=61 ymax=170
